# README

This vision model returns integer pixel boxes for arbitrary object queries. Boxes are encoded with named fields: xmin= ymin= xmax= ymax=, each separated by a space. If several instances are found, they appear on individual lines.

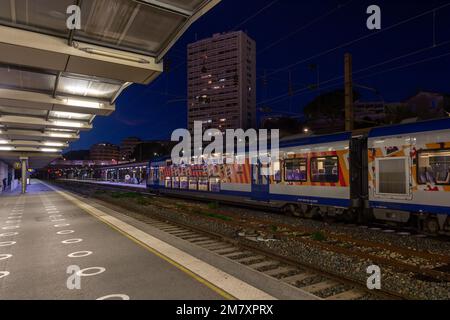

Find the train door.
xmin=251 ymin=162 xmax=270 ymax=201
xmin=373 ymin=138 xmax=413 ymax=201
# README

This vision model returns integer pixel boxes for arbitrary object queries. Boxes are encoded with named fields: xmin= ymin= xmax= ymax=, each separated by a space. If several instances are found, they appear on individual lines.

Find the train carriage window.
xmin=189 ymin=177 xmax=198 ymax=190
xmin=284 ymin=158 xmax=307 ymax=182
xmin=147 ymin=168 xmax=154 ymax=185
xmin=173 ymin=177 xmax=180 ymax=189
xmin=273 ymin=161 xmax=282 ymax=182
xmin=198 ymin=177 xmax=209 ymax=191
xmin=311 ymin=157 xmax=339 ymax=183
xmin=418 ymin=150 xmax=450 ymax=185
xmin=377 ymin=158 xmax=408 ymax=194
xmin=180 ymin=177 xmax=189 ymax=189
xmin=210 ymin=177 xmax=221 ymax=192
xmin=165 ymin=177 xmax=172 ymax=188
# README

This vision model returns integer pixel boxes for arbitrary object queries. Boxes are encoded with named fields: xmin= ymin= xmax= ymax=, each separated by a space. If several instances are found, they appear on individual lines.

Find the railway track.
xmin=65 ymin=181 xmax=450 ymax=283
xmin=173 ymin=203 xmax=450 ymax=281
xmin=138 ymin=215 xmax=400 ymax=300
xmin=53 ymin=180 xmax=412 ymax=300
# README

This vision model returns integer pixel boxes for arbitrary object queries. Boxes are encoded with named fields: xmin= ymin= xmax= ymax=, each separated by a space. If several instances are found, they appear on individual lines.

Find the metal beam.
xmin=0 ymin=129 xmax=79 ymax=141
xmin=2 ymin=146 xmax=63 ymax=153
xmin=0 ymin=115 xmax=93 ymax=131
xmin=134 ymin=0 xmax=193 ymax=17
xmin=0 ymin=88 xmax=115 ymax=116
xmin=156 ymin=0 xmax=222 ymax=62
xmin=0 ymin=26 xmax=162 ymax=84
xmin=0 ymin=140 xmax=69 ymax=149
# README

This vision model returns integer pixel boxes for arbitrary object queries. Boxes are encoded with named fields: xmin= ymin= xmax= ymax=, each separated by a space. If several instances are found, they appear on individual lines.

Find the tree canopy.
xmin=303 ymin=89 xmax=360 ymax=123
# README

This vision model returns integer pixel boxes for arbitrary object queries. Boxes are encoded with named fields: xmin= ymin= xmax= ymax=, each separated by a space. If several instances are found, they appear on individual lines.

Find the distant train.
xmin=147 ymin=118 xmax=450 ymax=235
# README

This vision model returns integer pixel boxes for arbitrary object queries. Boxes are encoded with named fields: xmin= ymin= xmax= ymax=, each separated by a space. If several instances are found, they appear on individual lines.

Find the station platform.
xmin=0 ymin=180 xmax=315 ymax=300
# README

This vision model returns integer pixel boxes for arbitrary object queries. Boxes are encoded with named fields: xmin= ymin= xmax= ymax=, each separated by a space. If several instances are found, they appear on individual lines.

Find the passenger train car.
xmin=368 ymin=118 xmax=450 ymax=234
xmin=147 ymin=118 xmax=450 ymax=235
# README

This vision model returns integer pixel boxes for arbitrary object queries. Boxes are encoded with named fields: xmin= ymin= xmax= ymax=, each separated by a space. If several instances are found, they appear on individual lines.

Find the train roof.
xmin=368 ymin=117 xmax=450 ymax=138
xmin=280 ymin=132 xmax=351 ymax=148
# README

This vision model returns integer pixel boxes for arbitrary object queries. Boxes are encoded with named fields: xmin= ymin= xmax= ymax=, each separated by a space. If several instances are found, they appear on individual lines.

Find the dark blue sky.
xmin=70 ymin=0 xmax=450 ymax=150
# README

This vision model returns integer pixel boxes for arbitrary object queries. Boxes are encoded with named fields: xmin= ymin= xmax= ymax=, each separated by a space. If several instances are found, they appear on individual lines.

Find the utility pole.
xmin=344 ymin=53 xmax=354 ymax=131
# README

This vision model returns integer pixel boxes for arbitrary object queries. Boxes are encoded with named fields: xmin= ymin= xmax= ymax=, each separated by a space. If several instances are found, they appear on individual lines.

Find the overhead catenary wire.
xmin=258 ymin=0 xmax=355 ymax=55
xmin=257 ymin=46 xmax=450 ymax=107
xmin=259 ymin=2 xmax=450 ymax=81
xmin=256 ymin=34 xmax=450 ymax=107
xmin=231 ymin=0 xmax=280 ymax=31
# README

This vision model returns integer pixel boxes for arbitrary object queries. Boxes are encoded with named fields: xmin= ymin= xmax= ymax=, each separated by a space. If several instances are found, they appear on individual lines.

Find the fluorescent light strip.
xmin=65 ymin=98 xmax=103 ymax=109
xmin=52 ymin=111 xmax=90 ymax=119
xmin=41 ymin=148 xmax=60 ymax=153
xmin=53 ymin=120 xmax=84 ymax=128
xmin=44 ymin=142 xmax=64 ymax=147
xmin=49 ymin=133 xmax=73 ymax=138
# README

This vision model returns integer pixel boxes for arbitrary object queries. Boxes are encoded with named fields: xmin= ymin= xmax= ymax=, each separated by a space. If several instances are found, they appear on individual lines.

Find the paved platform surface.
xmin=0 ymin=181 xmax=223 ymax=300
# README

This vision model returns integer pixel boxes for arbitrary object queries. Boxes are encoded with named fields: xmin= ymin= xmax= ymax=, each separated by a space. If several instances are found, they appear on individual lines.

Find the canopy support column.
xmin=20 ymin=157 xmax=28 ymax=194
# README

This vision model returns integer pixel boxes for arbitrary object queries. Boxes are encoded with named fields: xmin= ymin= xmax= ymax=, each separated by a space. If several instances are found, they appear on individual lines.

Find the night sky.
xmin=69 ymin=0 xmax=450 ymax=151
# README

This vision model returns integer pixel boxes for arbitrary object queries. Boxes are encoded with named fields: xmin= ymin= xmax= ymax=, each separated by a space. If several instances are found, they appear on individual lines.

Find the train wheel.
xmin=282 ymin=204 xmax=297 ymax=217
xmin=424 ymin=217 xmax=440 ymax=235
xmin=342 ymin=210 xmax=357 ymax=223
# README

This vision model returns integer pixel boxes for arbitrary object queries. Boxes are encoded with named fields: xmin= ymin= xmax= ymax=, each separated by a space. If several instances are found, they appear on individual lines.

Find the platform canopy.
xmin=0 ymin=0 xmax=220 ymax=168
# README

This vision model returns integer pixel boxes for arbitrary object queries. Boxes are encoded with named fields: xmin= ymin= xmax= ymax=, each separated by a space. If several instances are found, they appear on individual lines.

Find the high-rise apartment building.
xmin=187 ymin=31 xmax=256 ymax=133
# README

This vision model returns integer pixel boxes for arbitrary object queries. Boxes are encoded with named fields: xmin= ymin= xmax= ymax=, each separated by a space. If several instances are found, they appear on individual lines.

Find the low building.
xmin=354 ymin=101 xmax=386 ymax=124
xmin=90 ymin=143 xmax=120 ymax=161
xmin=120 ymin=137 xmax=142 ymax=162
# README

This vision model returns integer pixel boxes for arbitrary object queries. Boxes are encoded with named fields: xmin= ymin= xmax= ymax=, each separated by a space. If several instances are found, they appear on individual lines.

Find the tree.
xmin=261 ymin=117 xmax=303 ymax=138
xmin=132 ymin=141 xmax=175 ymax=162
xmin=442 ymin=95 xmax=450 ymax=116
xmin=303 ymin=89 xmax=360 ymax=125
xmin=384 ymin=104 xmax=416 ymax=124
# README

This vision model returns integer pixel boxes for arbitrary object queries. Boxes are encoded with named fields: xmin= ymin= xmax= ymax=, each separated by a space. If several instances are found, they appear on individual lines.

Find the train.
xmin=147 ymin=118 xmax=450 ymax=235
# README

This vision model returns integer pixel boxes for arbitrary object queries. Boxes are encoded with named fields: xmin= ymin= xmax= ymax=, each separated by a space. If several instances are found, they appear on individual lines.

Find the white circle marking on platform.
xmin=2 ymin=226 xmax=19 ymax=230
xmin=68 ymin=251 xmax=93 ymax=258
xmin=76 ymin=267 xmax=106 ymax=277
xmin=61 ymin=239 xmax=83 ymax=244
xmin=57 ymin=230 xmax=74 ymax=235
xmin=0 ymin=241 xmax=16 ymax=247
xmin=0 ymin=232 xmax=18 ymax=237
xmin=97 ymin=294 xmax=130 ymax=300
xmin=0 ymin=254 xmax=12 ymax=261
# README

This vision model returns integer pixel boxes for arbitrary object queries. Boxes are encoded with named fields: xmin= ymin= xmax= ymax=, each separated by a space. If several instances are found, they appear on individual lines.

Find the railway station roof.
xmin=0 ymin=0 xmax=220 ymax=168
